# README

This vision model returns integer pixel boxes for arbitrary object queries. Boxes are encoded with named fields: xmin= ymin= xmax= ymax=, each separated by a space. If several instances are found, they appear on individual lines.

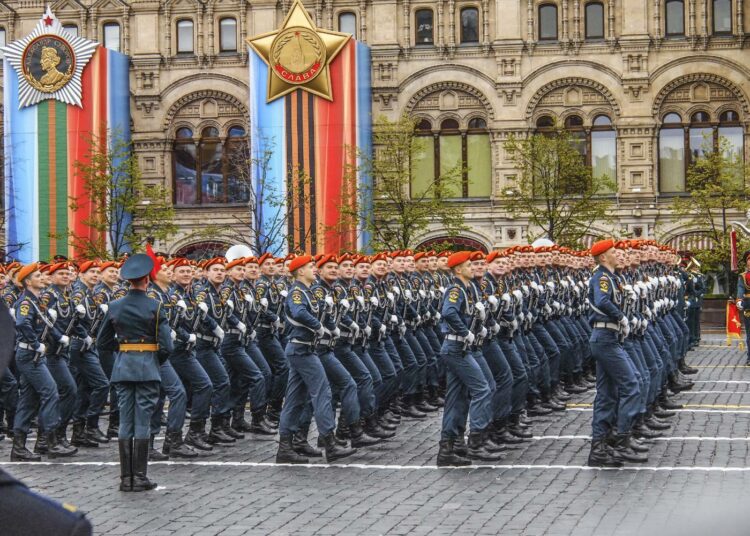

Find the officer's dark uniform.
xmin=97 ymin=254 xmax=173 ymax=492
xmin=736 ymin=270 xmax=750 ymax=363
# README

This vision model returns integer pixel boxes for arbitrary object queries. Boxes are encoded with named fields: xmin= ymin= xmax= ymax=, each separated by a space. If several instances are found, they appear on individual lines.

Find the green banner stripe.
xmin=55 ymin=100 xmax=68 ymax=256
xmin=37 ymin=101 xmax=50 ymax=262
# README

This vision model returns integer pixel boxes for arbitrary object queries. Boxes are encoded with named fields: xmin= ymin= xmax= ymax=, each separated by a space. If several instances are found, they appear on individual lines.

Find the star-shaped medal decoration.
xmin=2 ymin=6 xmax=99 ymax=109
xmin=248 ymin=0 xmax=351 ymax=103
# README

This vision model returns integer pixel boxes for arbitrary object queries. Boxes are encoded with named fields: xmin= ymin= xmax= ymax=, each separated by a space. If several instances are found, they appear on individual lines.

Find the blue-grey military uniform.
xmin=736 ymin=272 xmax=750 ymax=362
xmin=588 ymin=266 xmax=641 ymax=440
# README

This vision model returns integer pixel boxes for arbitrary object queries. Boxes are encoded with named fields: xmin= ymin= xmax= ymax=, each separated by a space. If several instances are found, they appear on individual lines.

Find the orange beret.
xmin=413 ymin=252 xmax=428 ymax=262
xmin=402 ymin=249 xmax=414 ymax=258
xmin=17 ymin=263 xmax=39 ymax=284
xmin=447 ymin=251 xmax=472 ymax=269
xmin=590 ymin=239 xmax=615 ymax=256
xmin=284 ymin=253 xmax=297 ymax=262
xmin=244 ymin=256 xmax=258 ymax=265
xmin=47 ymin=262 xmax=70 ymax=275
xmin=204 ymin=257 xmax=226 ymax=270
xmin=78 ymin=260 xmax=99 ymax=274
xmin=258 ymin=252 xmax=274 ymax=266
xmin=427 ymin=250 xmax=437 ymax=257
xmin=353 ymin=255 xmax=370 ymax=266
xmin=317 ymin=254 xmax=338 ymax=269
xmin=170 ymin=258 xmax=192 ymax=269
xmin=338 ymin=253 xmax=353 ymax=264
xmin=289 ymin=254 xmax=313 ymax=273
xmin=438 ymin=251 xmax=451 ymax=258
xmin=370 ymin=253 xmax=388 ymax=264
xmin=226 ymin=258 xmax=245 ymax=270
xmin=274 ymin=257 xmax=285 ymax=264
xmin=389 ymin=250 xmax=401 ymax=259
xmin=469 ymin=251 xmax=485 ymax=261
xmin=99 ymin=261 xmax=118 ymax=272
xmin=614 ymin=240 xmax=630 ymax=250
xmin=485 ymin=251 xmax=501 ymax=263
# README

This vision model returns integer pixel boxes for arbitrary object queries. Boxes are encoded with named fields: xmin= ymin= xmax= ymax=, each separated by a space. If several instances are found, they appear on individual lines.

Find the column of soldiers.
xmin=0 ymin=238 xmax=703 ymax=486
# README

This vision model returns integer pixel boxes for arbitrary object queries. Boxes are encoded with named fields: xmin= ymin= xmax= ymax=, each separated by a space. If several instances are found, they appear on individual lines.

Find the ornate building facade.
xmin=0 ymin=0 xmax=748 ymax=254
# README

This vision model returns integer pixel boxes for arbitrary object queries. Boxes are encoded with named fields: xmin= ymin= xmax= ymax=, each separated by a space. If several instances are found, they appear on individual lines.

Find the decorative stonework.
xmin=525 ymin=77 xmax=622 ymax=118
xmin=652 ymin=74 xmax=750 ymax=115
xmin=163 ymin=90 xmax=249 ymax=129
xmin=406 ymin=81 xmax=494 ymax=119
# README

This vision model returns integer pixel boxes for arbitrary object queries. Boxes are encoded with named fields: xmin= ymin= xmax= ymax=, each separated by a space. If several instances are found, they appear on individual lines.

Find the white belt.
xmin=593 ymin=322 xmax=619 ymax=331
xmin=226 ymin=328 xmax=243 ymax=335
xmin=196 ymin=333 xmax=218 ymax=342
xmin=290 ymin=339 xmax=313 ymax=346
xmin=445 ymin=334 xmax=466 ymax=342
xmin=17 ymin=342 xmax=37 ymax=351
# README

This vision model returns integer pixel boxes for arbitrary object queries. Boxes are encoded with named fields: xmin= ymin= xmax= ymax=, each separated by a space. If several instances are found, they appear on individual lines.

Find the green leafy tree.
xmin=68 ymin=130 xmax=177 ymax=259
xmin=670 ymin=135 xmax=750 ymax=294
xmin=338 ymin=115 xmax=466 ymax=251
xmin=500 ymin=127 xmax=615 ymax=248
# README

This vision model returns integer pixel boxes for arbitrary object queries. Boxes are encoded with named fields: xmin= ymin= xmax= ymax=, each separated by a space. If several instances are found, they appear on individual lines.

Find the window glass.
xmin=200 ymin=140 xmax=224 ymax=203
xmin=338 ymin=12 xmax=357 ymax=36
xmin=177 ymin=20 xmax=194 ymax=53
xmin=713 ymin=0 xmax=732 ymax=33
xmin=663 ymin=113 xmax=682 ymax=124
xmin=720 ymin=110 xmax=740 ymax=123
xmin=659 ymin=128 xmax=686 ymax=192
xmin=202 ymin=127 xmax=220 ymax=138
xmin=103 ymin=23 xmax=120 ymax=51
xmin=460 ymin=8 xmax=479 ymax=43
xmin=536 ymin=116 xmax=555 ymax=128
xmin=689 ymin=127 xmax=713 ymax=159
xmin=0 ymin=28 xmax=6 ymax=58
xmin=441 ymin=118 xmax=460 ymax=130
xmin=718 ymin=126 xmax=743 ymax=161
xmin=665 ymin=0 xmax=685 ymax=35
xmin=228 ymin=126 xmax=246 ymax=138
xmin=174 ymin=142 xmax=198 ymax=205
xmin=539 ymin=5 xmax=558 ymax=40
xmin=220 ymin=18 xmax=237 ymax=52
xmin=63 ymin=24 xmax=78 ymax=37
xmin=593 ymin=115 xmax=612 ymax=126
xmin=226 ymin=139 xmax=250 ymax=203
xmin=411 ymin=136 xmax=436 ymax=198
xmin=591 ymin=130 xmax=616 ymax=192
xmin=440 ymin=135 xmax=463 ymax=197
xmin=467 ymin=133 xmax=492 ymax=197
xmin=468 ymin=117 xmax=487 ymax=129
xmin=585 ymin=3 xmax=604 ymax=38
xmin=415 ymin=10 xmax=434 ymax=44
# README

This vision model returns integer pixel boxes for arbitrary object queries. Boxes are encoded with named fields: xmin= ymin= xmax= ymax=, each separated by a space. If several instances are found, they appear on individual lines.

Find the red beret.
xmin=258 ymin=253 xmax=274 ymax=266
xmin=171 ymin=258 xmax=192 ymax=269
xmin=78 ymin=260 xmax=99 ymax=273
xmin=389 ymin=250 xmax=401 ymax=259
xmin=370 ymin=253 xmax=388 ymax=264
xmin=402 ymin=249 xmax=414 ymax=258
xmin=47 ymin=262 xmax=71 ymax=275
xmin=284 ymin=253 xmax=297 ymax=262
xmin=353 ymin=255 xmax=370 ymax=266
xmin=204 ymin=257 xmax=227 ymax=270
xmin=590 ymin=239 xmax=615 ymax=256
xmin=317 ymin=254 xmax=338 ymax=269
xmin=485 ymin=251 xmax=501 ymax=263
xmin=413 ymin=252 xmax=428 ymax=261
xmin=244 ymin=256 xmax=259 ymax=265
xmin=99 ymin=261 xmax=118 ymax=271
xmin=469 ymin=251 xmax=485 ymax=261
xmin=17 ymin=263 xmax=39 ymax=284
xmin=226 ymin=258 xmax=246 ymax=270
xmin=289 ymin=255 xmax=313 ymax=273
xmin=274 ymin=257 xmax=285 ymax=264
xmin=437 ymin=251 xmax=451 ymax=258
xmin=447 ymin=251 xmax=472 ymax=269
xmin=338 ymin=253 xmax=353 ymax=264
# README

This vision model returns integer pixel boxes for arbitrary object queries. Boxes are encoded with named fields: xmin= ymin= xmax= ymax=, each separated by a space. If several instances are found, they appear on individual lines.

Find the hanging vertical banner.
xmin=247 ymin=0 xmax=372 ymax=255
xmin=3 ymin=7 xmax=130 ymax=263
xmin=730 ymin=229 xmax=739 ymax=272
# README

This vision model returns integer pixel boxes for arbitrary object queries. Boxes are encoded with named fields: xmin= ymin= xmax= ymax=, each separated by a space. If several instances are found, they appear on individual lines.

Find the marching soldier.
xmin=97 ymin=253 xmax=174 ymax=492
xmin=736 ymin=251 xmax=750 ymax=364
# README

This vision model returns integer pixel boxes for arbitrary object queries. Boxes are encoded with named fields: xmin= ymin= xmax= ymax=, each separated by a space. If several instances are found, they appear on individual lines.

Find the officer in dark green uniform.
xmin=97 ymin=254 xmax=174 ymax=492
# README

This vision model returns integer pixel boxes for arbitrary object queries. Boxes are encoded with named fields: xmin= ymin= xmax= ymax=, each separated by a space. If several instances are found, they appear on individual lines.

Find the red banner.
xmin=727 ymin=300 xmax=743 ymax=339
xmin=731 ymin=229 xmax=738 ymax=272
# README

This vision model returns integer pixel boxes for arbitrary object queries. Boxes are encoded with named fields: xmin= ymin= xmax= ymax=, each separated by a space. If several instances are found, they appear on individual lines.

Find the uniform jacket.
xmin=440 ymin=278 xmax=472 ymax=337
xmin=286 ymin=281 xmax=322 ymax=343
xmin=588 ymin=266 xmax=624 ymax=325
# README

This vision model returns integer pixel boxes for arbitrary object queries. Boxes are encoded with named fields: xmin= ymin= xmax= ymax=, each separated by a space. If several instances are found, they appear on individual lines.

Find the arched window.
xmin=415 ymin=9 xmax=434 ymax=44
xmin=591 ymin=115 xmax=616 ymax=192
xmin=539 ymin=5 xmax=558 ymax=40
xmin=564 ymin=115 xmax=587 ymax=160
xmin=665 ymin=0 xmax=685 ymax=36
xmin=659 ymin=113 xmax=686 ymax=193
xmin=536 ymin=115 xmax=555 ymax=129
xmin=585 ymin=2 xmax=604 ymax=39
xmin=102 ymin=23 xmax=121 ymax=52
xmin=177 ymin=19 xmax=194 ymax=53
xmin=173 ymin=125 xmax=251 ymax=205
xmin=713 ymin=0 xmax=732 ymax=33
xmin=466 ymin=118 xmax=492 ymax=197
xmin=338 ymin=12 xmax=357 ymax=37
xmin=689 ymin=111 xmax=713 ymax=161
xmin=219 ymin=18 xmax=238 ymax=52
xmin=0 ymin=27 xmax=6 ymax=51
xmin=460 ymin=7 xmax=479 ymax=43
xmin=62 ymin=24 xmax=79 ymax=37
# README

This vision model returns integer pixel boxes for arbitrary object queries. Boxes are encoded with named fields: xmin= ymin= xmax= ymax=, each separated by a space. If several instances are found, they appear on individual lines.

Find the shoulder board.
xmin=291 ymin=289 xmax=304 ymax=305
xmin=313 ymin=287 xmax=326 ymax=300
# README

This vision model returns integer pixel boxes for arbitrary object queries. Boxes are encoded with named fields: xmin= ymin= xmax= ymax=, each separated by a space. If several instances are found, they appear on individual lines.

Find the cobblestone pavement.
xmin=3 ymin=337 xmax=750 ymax=535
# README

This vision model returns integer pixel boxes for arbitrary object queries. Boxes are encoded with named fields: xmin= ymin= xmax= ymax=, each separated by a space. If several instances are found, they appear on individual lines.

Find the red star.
xmin=43 ymin=15 xmax=54 ymax=26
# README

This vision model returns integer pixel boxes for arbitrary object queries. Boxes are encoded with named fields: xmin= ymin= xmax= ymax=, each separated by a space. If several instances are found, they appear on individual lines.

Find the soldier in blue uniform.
xmin=736 ymin=251 xmax=750 ymax=364
xmin=586 ymin=239 xmax=645 ymax=467
xmin=97 ymin=253 xmax=174 ymax=492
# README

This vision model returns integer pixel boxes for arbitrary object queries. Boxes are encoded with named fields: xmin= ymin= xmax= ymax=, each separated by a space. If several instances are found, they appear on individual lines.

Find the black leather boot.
xmin=57 ymin=424 xmax=73 ymax=449
xmin=185 ymin=420 xmax=213 ymax=451
xmin=508 ymin=414 xmax=533 ymax=439
xmin=132 ymin=438 xmax=157 ymax=491
xmin=644 ymin=413 xmax=671 ymax=430
xmin=527 ymin=395 xmax=553 ymax=416
xmin=167 ymin=431 xmax=199 ymax=458
xmin=46 ymin=429 xmax=77 ymax=458
xmin=540 ymin=392 xmax=566 ymax=411
xmin=454 ymin=434 xmax=468 ymax=456
xmin=401 ymin=394 xmax=427 ymax=419
xmin=222 ymin=414 xmax=244 ymax=439
xmin=437 ymin=439 xmax=471 ymax=467
xmin=608 ymin=433 xmax=648 ymax=463
xmin=10 ymin=432 xmax=41 ymax=462
xmin=364 ymin=414 xmax=395 ymax=439
xmin=350 ymin=422 xmax=381 ymax=447
xmin=118 ymin=439 xmax=133 ymax=492
xmin=659 ymin=392 xmax=683 ymax=410
xmin=232 ymin=407 xmax=253 ymax=433
xmin=85 ymin=419 xmax=110 ymax=444
xmin=33 ymin=430 xmax=48 ymax=454
xmin=71 ymin=421 xmax=98 ymax=448
xmin=627 ymin=434 xmax=649 ymax=453
xmin=490 ymin=420 xmax=525 ymax=446
xmin=466 ymin=431 xmax=504 ymax=462
xmin=107 ymin=411 xmax=120 ymax=439
xmin=587 ymin=439 xmax=623 ymax=467
xmin=208 ymin=416 xmax=236 ymax=444
xmin=250 ymin=411 xmax=277 ymax=436
xmin=322 ymin=432 xmax=357 ymax=462
xmin=148 ymin=434 xmax=169 ymax=461
xmin=679 ymin=358 xmax=698 ymax=375
xmin=414 ymin=391 xmax=439 ymax=413
xmin=292 ymin=430 xmax=322 ymax=457
xmin=276 ymin=435 xmax=309 ymax=464
xmin=427 ymin=386 xmax=445 ymax=407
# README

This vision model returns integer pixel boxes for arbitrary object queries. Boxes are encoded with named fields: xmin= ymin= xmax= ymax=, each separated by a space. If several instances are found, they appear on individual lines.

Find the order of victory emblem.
xmin=22 ymin=35 xmax=76 ymax=93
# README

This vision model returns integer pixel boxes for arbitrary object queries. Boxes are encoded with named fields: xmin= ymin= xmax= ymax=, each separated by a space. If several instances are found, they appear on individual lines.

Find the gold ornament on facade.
xmin=271 ymin=28 xmax=326 ymax=86
xmin=21 ymin=35 xmax=75 ymax=93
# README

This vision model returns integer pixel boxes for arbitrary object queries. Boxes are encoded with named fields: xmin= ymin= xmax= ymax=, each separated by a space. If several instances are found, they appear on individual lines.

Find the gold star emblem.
xmin=248 ymin=0 xmax=351 ymax=103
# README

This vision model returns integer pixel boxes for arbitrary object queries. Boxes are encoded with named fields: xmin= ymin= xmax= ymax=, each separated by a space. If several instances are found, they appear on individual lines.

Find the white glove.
xmin=280 ymin=290 xmax=288 ymax=298
xmin=213 ymin=325 xmax=225 ymax=339
xmin=512 ymin=289 xmax=523 ymax=301
xmin=390 ymin=314 xmax=398 ymax=324
xmin=644 ymin=307 xmax=653 ymax=319
xmin=176 ymin=299 xmax=188 ymax=313
xmin=526 ymin=312 xmax=533 ymax=323
xmin=553 ymin=301 xmax=562 ymax=312
xmin=188 ymin=334 xmax=197 ymax=344
xmin=170 ymin=329 xmax=177 ymax=341
xmin=511 ymin=319 xmax=519 ymax=331
xmin=316 ymin=325 xmax=326 ymax=337
xmin=641 ymin=319 xmax=649 ymax=330
xmin=364 ymin=326 xmax=372 ymax=337
xmin=405 ymin=289 xmax=413 ymax=300
xmin=561 ymin=280 xmax=570 ymax=289
xmin=243 ymin=294 xmax=254 ymax=304
xmin=198 ymin=302 xmax=209 ymax=314
xmin=392 ymin=286 xmax=401 ymax=296
xmin=48 ymin=308 xmax=58 ymax=322
xmin=340 ymin=299 xmax=351 ymax=311
xmin=479 ymin=326 xmax=488 ymax=338
xmin=226 ymin=299 xmax=234 ymax=312
xmin=475 ymin=302 xmax=486 ymax=320
xmin=737 ymin=301 xmax=744 ymax=311
xmin=76 ymin=303 xmax=86 ymax=317
xmin=260 ymin=298 xmax=269 ymax=309
xmin=332 ymin=327 xmax=341 ymax=338
xmin=386 ymin=292 xmax=395 ymax=303
xmin=273 ymin=318 xmax=282 ymax=330
xmin=434 ymin=312 xmax=441 ymax=321
xmin=59 ymin=335 xmax=70 ymax=347
xmin=37 ymin=343 xmax=46 ymax=354
xmin=99 ymin=303 xmax=108 ymax=315
xmin=619 ymin=316 xmax=629 ymax=329
xmin=488 ymin=295 xmax=499 ymax=311
xmin=249 ymin=330 xmax=257 ymax=341
xmin=621 ymin=322 xmax=630 ymax=338
xmin=501 ymin=293 xmax=511 ymax=310
xmin=566 ymin=306 xmax=573 ymax=316
xmin=379 ymin=324 xmax=387 ymax=335
xmin=546 ymin=282 xmax=555 ymax=291
xmin=465 ymin=331 xmax=476 ymax=345
xmin=424 ymin=311 xmax=431 ymax=321
xmin=370 ymin=296 xmax=379 ymax=307
xmin=491 ymin=324 xmax=501 ymax=335
xmin=419 ymin=289 xmax=427 ymax=299
xmin=83 ymin=335 xmax=93 ymax=349
xmin=530 ymin=282 xmax=540 ymax=292
xmin=349 ymin=321 xmax=360 ymax=334
xmin=399 ymin=324 xmax=406 ymax=336
xmin=356 ymin=296 xmax=365 ymax=307
xmin=686 ymin=300 xmax=691 ymax=308
xmin=9 ymin=308 xmax=15 ymax=318
xmin=543 ymin=304 xmax=552 ymax=316
xmin=237 ymin=321 xmax=247 ymax=334
xmin=325 ymin=296 xmax=335 ymax=308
